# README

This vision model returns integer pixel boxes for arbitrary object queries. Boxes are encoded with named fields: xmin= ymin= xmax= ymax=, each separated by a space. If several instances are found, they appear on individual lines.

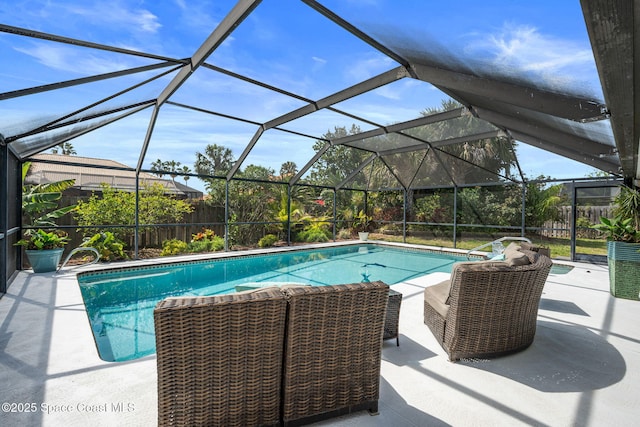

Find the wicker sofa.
xmin=154 ymin=281 xmax=389 ymax=427
xmin=423 ymin=243 xmax=552 ymax=362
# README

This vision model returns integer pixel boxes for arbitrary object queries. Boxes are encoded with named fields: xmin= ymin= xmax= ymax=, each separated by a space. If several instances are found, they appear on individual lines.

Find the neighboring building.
xmin=25 ymin=154 xmax=203 ymax=200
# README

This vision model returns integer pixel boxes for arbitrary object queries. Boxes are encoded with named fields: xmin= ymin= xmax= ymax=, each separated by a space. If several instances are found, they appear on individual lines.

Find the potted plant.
xmin=592 ymin=186 xmax=640 ymax=300
xmin=15 ymin=229 xmax=69 ymax=272
xmin=352 ymin=210 xmax=373 ymax=241
xmin=17 ymin=161 xmax=77 ymax=272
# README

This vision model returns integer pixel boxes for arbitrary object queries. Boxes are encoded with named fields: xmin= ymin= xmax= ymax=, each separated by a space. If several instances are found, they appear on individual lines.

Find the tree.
xmin=179 ymin=165 xmax=192 ymax=184
xmin=150 ymin=159 xmax=167 ymax=178
xmin=223 ymin=164 xmax=279 ymax=245
xmin=74 ymin=183 xmax=194 ymax=243
xmin=308 ymin=125 xmax=368 ymax=187
xmin=150 ymin=159 xmax=184 ymax=181
xmin=195 ymin=144 xmax=234 ymax=176
xmin=418 ymin=99 xmax=517 ymax=184
xmin=524 ymin=179 xmax=566 ymax=229
xmin=456 ymin=185 xmax=522 ymax=228
xmin=194 ymin=144 xmax=235 ymax=205
xmin=51 ymin=142 xmax=76 ymax=155
xmin=279 ymin=161 xmax=298 ymax=180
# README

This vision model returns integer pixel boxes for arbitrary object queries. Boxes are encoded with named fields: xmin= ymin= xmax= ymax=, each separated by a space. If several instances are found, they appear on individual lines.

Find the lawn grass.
xmin=370 ymin=233 xmax=607 ymax=258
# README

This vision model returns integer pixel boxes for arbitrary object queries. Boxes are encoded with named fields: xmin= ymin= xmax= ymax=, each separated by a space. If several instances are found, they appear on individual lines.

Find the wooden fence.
xmin=55 ymin=197 xmax=225 ymax=249
xmin=541 ymin=205 xmax=612 ymax=239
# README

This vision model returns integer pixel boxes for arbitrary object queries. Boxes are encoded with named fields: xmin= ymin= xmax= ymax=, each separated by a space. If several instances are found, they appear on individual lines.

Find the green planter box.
xmin=608 ymin=241 xmax=640 ymax=301
xmin=25 ymin=248 xmax=64 ymax=273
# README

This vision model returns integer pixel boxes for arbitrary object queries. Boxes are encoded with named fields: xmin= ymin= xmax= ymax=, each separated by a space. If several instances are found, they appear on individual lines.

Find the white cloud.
xmin=63 ymin=2 xmax=161 ymax=34
xmin=464 ymin=22 xmax=599 ymax=96
xmin=479 ymin=23 xmax=592 ymax=71
xmin=14 ymin=43 xmax=140 ymax=75
xmin=346 ymin=55 xmax=395 ymax=81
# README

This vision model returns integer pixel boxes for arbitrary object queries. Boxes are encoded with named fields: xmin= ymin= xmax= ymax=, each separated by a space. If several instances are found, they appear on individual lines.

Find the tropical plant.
xmin=188 ymin=237 xmax=224 ymax=253
xmin=592 ymin=217 xmax=639 ymax=243
xmin=592 ymin=186 xmax=640 ymax=243
xmin=296 ymin=221 xmax=331 ymax=243
xmin=188 ymin=228 xmax=224 ymax=252
xmin=81 ymin=232 xmax=128 ymax=261
xmin=352 ymin=209 xmax=373 ymax=233
xmin=337 ymin=228 xmax=352 ymax=239
xmin=279 ymin=161 xmax=298 ymax=180
xmin=150 ymin=159 xmax=167 ymax=177
xmin=258 ymin=234 xmax=278 ymax=248
xmin=179 ymin=165 xmax=192 ymax=184
xmin=15 ymin=229 xmax=69 ymax=250
xmin=525 ymin=180 xmax=565 ymax=228
xmin=160 ymin=239 xmax=188 ymax=256
xmin=21 ymin=162 xmax=77 ymax=229
xmin=51 ymin=142 xmax=76 ymax=155
xmin=612 ymin=185 xmax=640 ymax=231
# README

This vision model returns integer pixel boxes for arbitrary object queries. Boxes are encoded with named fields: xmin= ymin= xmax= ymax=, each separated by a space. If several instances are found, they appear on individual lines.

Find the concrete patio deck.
xmin=1 ymin=244 xmax=638 ymax=426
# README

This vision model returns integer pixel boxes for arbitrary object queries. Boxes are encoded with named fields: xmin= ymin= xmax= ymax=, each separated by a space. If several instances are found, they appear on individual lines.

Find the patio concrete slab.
xmin=1 ymin=247 xmax=638 ymax=426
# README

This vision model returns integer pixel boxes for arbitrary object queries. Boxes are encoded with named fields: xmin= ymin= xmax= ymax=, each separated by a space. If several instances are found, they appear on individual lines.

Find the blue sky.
xmin=0 ymin=0 xmax=608 ymax=190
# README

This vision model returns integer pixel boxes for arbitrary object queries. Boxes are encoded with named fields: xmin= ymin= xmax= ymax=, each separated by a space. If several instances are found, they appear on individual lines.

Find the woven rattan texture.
xmin=281 ymin=281 xmax=389 ymax=425
xmin=384 ymin=289 xmax=402 ymax=346
xmin=424 ymin=250 xmax=552 ymax=361
xmin=154 ymin=288 xmax=287 ymax=427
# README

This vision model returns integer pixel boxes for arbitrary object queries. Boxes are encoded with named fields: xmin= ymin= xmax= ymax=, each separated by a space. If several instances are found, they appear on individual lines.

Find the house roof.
xmin=26 ymin=154 xmax=203 ymax=198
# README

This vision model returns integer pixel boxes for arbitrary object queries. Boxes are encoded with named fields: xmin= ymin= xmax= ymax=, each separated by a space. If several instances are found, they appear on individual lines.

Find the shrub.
xmin=297 ymin=228 xmax=330 ymax=243
xmin=575 ymin=217 xmax=594 ymax=239
xmin=75 ymin=183 xmax=194 ymax=242
xmin=258 ymin=234 xmax=278 ymax=248
xmin=191 ymin=228 xmax=217 ymax=242
xmin=187 ymin=228 xmax=225 ymax=252
xmin=82 ymin=232 xmax=128 ymax=261
xmin=209 ymin=235 xmax=225 ymax=251
xmin=161 ymin=239 xmax=188 ymax=256
xmin=188 ymin=235 xmax=225 ymax=252
xmin=337 ymin=228 xmax=352 ymax=239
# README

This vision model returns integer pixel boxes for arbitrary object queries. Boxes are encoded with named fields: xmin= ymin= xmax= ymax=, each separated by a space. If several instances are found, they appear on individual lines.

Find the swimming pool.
xmin=78 ymin=243 xmax=470 ymax=362
xmin=78 ymin=243 xmax=571 ymax=362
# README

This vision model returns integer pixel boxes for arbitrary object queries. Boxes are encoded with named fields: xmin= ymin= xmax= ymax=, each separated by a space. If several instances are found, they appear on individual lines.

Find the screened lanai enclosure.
xmin=1 ymin=0 xmax=639 ymax=293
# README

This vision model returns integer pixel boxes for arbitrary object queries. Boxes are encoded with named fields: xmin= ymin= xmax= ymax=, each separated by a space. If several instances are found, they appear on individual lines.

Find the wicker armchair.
xmin=424 ymin=245 xmax=552 ymax=362
xmin=154 ymin=288 xmax=288 ymax=427
xmin=281 ymin=281 xmax=389 ymax=426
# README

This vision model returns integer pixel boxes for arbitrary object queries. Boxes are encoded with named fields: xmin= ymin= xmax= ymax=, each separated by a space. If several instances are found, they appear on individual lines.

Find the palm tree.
xmin=150 ymin=159 xmax=167 ymax=178
xmin=279 ymin=161 xmax=298 ymax=180
xmin=166 ymin=160 xmax=180 ymax=181
xmin=180 ymin=165 xmax=192 ymax=185
xmin=51 ymin=142 xmax=76 ymax=155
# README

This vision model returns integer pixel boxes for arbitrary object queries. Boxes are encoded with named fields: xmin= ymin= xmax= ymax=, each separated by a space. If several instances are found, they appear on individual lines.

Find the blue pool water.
xmin=78 ymin=244 xmax=468 ymax=362
xmin=78 ymin=244 xmax=571 ymax=362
